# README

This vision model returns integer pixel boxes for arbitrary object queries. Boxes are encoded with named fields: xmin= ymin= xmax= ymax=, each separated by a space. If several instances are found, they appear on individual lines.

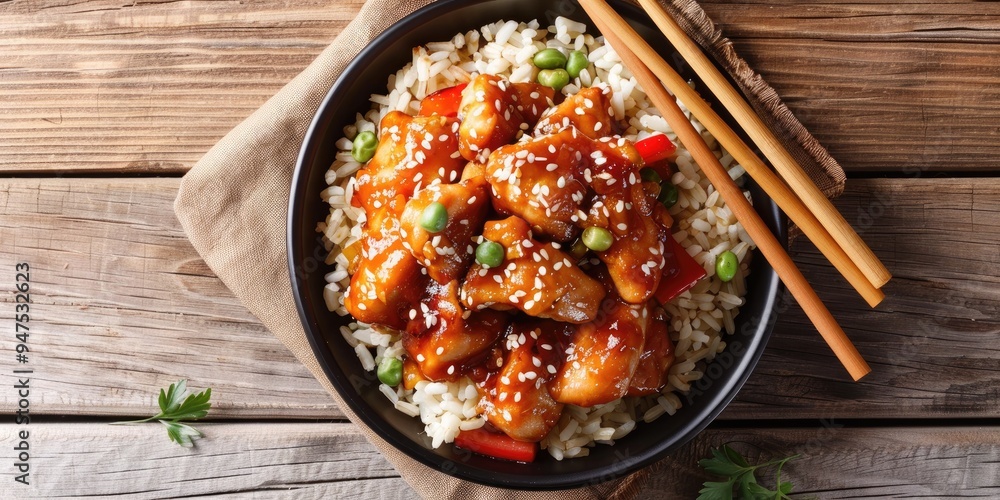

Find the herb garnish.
xmin=697 ymin=444 xmax=798 ymax=500
xmin=114 ymin=380 xmax=212 ymax=447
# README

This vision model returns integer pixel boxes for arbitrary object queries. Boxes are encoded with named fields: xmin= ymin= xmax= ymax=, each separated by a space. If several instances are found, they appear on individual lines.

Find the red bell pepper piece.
xmin=634 ymin=134 xmax=677 ymax=164
xmin=454 ymin=428 xmax=537 ymax=463
xmin=418 ymin=83 xmax=469 ymax=117
xmin=653 ymin=236 xmax=708 ymax=304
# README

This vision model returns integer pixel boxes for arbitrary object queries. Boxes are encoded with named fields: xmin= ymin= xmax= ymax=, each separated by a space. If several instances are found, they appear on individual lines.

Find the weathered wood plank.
xmin=0 ymin=178 xmax=336 ymax=419
xmin=3 ymin=422 xmax=998 ymax=498
xmin=0 ymin=422 xmax=414 ymax=499
xmin=0 ymin=177 xmax=996 ymax=422
xmin=725 ymin=177 xmax=1000 ymax=419
xmin=0 ymin=0 xmax=365 ymax=173
xmin=646 ymin=424 xmax=1000 ymax=498
xmin=696 ymin=1 xmax=1000 ymax=173
xmin=1 ymin=0 xmax=998 ymax=173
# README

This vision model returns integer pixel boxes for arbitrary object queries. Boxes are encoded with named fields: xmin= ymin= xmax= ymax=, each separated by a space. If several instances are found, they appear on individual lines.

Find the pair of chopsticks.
xmin=578 ymin=0 xmax=887 ymax=381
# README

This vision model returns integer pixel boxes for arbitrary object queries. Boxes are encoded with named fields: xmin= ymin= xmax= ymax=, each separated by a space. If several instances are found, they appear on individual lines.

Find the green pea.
xmin=351 ymin=130 xmax=378 ymax=163
xmin=419 ymin=202 xmax=448 ymax=233
xmin=715 ymin=250 xmax=739 ymax=282
xmin=533 ymin=48 xmax=568 ymax=70
xmin=640 ymin=167 xmax=662 ymax=184
xmin=537 ymin=68 xmax=570 ymax=92
xmin=569 ymin=238 xmax=589 ymax=260
xmin=377 ymin=357 xmax=404 ymax=387
xmin=566 ymin=50 xmax=589 ymax=78
xmin=658 ymin=182 xmax=679 ymax=208
xmin=582 ymin=226 xmax=614 ymax=252
xmin=475 ymin=240 xmax=504 ymax=268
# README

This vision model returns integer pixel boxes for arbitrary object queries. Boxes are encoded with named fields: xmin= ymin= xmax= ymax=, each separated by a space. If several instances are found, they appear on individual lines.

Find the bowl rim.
xmin=289 ymin=0 xmax=786 ymax=490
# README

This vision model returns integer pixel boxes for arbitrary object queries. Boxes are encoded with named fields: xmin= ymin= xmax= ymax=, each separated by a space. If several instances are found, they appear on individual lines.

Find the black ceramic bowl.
xmin=290 ymin=0 xmax=784 ymax=490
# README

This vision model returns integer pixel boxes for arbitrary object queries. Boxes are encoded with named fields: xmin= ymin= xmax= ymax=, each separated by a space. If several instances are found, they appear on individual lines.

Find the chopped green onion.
xmin=640 ymin=167 xmax=662 ymax=184
xmin=658 ymin=182 xmax=679 ymax=208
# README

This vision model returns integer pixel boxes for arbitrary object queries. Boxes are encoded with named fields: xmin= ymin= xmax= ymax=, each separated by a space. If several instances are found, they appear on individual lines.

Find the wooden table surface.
xmin=2 ymin=1 xmax=999 ymax=497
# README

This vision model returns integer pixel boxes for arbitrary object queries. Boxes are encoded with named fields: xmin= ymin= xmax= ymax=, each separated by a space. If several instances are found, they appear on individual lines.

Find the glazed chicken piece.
xmin=485 ymin=127 xmax=589 ymax=242
xmin=534 ymin=86 xmax=614 ymax=139
xmin=580 ymin=137 xmax=672 ymax=304
xmin=549 ymin=280 xmax=649 ymax=407
xmin=457 ymin=74 xmax=554 ymax=161
xmin=399 ymin=177 xmax=491 ymax=284
xmin=344 ymin=195 xmax=428 ymax=330
xmin=460 ymin=216 xmax=605 ymax=324
xmin=479 ymin=320 xmax=569 ymax=442
xmin=402 ymin=280 xmax=509 ymax=381
xmin=626 ymin=307 xmax=675 ymax=396
xmin=353 ymin=111 xmax=466 ymax=214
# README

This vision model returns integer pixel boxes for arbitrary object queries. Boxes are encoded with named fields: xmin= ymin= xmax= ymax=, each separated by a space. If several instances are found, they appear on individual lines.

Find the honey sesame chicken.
xmin=346 ymin=76 xmax=683 ymax=445
xmin=344 ymin=195 xmax=428 ymax=330
xmin=400 ymin=177 xmax=492 ymax=284
xmin=402 ymin=280 xmax=508 ymax=381
xmin=353 ymin=111 xmax=466 ymax=214
xmin=457 ymin=74 xmax=554 ymax=161
xmin=534 ymin=86 xmax=615 ymax=139
xmin=626 ymin=307 xmax=675 ymax=396
xmin=487 ymin=123 xmax=672 ymax=303
xmin=549 ymin=272 xmax=649 ymax=407
xmin=485 ymin=127 xmax=589 ymax=241
xmin=479 ymin=320 xmax=569 ymax=442
xmin=460 ymin=216 xmax=605 ymax=324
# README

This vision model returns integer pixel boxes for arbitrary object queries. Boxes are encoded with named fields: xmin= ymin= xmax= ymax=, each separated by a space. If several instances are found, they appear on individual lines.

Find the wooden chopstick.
xmin=577 ymin=1 xmax=885 ymax=308
xmin=578 ymin=0 xmax=872 ymax=380
xmin=634 ymin=0 xmax=891 ymax=291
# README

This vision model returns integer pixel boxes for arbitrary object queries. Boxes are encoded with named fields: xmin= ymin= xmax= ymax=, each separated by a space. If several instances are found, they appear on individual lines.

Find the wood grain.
xmin=3 ymin=422 xmax=999 ymax=497
xmin=725 ymin=177 xmax=1000 ymax=419
xmin=0 ymin=178 xmax=335 ymax=419
xmin=0 ymin=0 xmax=365 ymax=173
xmin=0 ymin=423 xmax=413 ymax=499
xmin=698 ymin=1 xmax=1000 ymax=172
xmin=0 ymin=177 xmax=996 ymax=421
xmin=2 ymin=0 xmax=998 ymax=173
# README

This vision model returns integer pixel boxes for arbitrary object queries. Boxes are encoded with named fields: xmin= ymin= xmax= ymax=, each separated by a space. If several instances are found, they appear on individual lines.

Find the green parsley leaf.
xmin=114 ymin=380 xmax=212 ymax=447
xmin=697 ymin=444 xmax=799 ymax=500
xmin=161 ymin=420 xmax=203 ymax=448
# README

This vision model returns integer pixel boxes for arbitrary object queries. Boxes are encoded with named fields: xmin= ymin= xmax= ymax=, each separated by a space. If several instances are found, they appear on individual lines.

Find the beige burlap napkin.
xmin=174 ymin=0 xmax=844 ymax=498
